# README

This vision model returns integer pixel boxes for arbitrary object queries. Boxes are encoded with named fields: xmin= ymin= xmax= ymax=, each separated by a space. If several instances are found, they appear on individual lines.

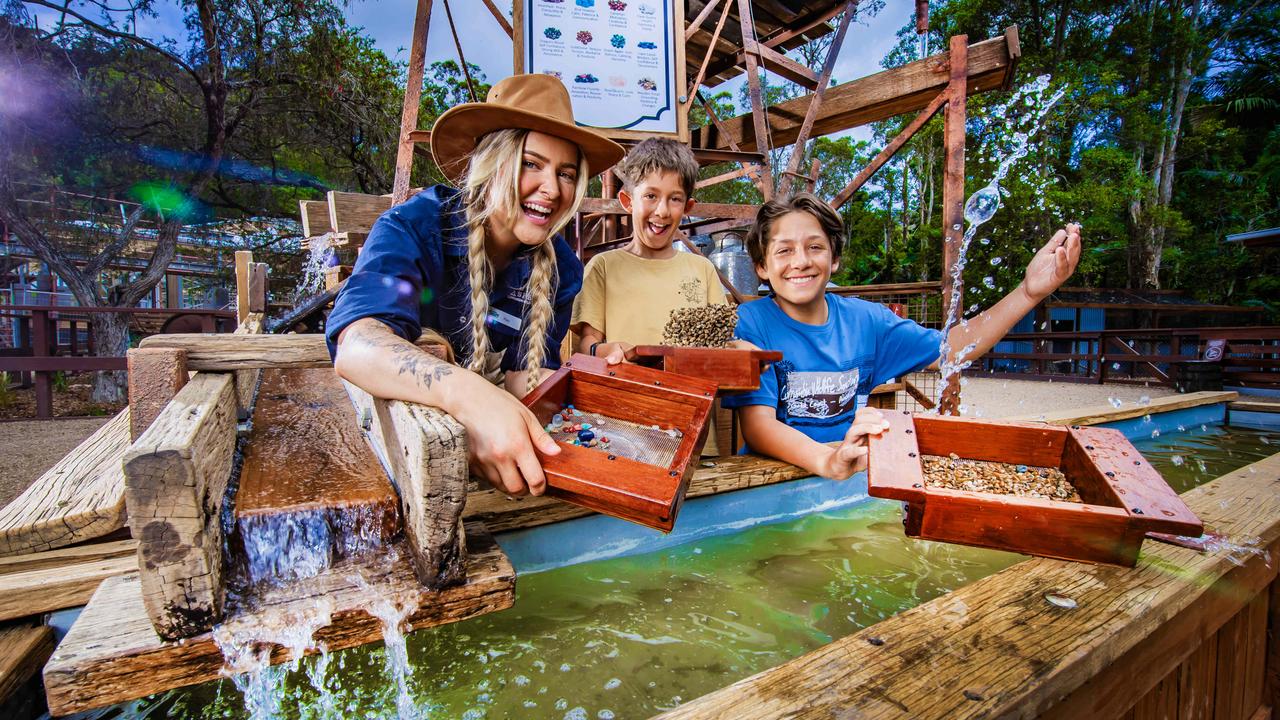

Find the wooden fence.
xmin=975 ymin=326 xmax=1280 ymax=388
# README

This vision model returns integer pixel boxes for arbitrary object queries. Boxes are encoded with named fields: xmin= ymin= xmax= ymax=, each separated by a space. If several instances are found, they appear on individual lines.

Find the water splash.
xmin=297 ymin=232 xmax=336 ymax=300
xmin=935 ymin=75 xmax=1068 ymax=407
xmin=352 ymin=573 xmax=421 ymax=720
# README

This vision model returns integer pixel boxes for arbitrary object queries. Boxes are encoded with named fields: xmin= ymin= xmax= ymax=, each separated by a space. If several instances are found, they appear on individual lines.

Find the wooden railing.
xmin=974 ymin=326 xmax=1280 ymax=388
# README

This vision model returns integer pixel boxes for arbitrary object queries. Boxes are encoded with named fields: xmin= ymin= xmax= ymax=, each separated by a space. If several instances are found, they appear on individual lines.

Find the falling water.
xmin=297 ymin=232 xmax=336 ymax=300
xmin=352 ymin=572 xmax=422 ymax=720
xmin=936 ymin=75 xmax=1069 ymax=410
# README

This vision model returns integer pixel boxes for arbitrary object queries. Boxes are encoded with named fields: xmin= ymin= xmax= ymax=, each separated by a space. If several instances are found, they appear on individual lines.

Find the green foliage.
xmin=0 ymin=372 xmax=14 ymax=409
xmin=51 ymin=371 xmax=69 ymax=393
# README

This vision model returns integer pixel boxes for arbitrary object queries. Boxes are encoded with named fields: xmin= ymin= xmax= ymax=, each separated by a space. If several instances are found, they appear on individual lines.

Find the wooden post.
xmin=938 ymin=34 xmax=968 ymax=416
xmin=345 ymin=382 xmax=470 ymax=590
xmin=392 ymin=0 xmax=434 ymax=205
xmin=736 ymin=0 xmax=774 ymax=200
xmin=781 ymin=2 xmax=855 ymax=196
xmin=233 ymin=250 xmax=252 ymax=326
xmin=248 ymin=263 xmax=267 ymax=314
xmin=32 ymin=308 xmax=51 ymax=419
xmin=602 ymin=171 xmax=618 ymax=245
xmin=122 ymin=372 xmax=238 ymax=640
xmin=126 ymin=347 xmax=189 ymax=441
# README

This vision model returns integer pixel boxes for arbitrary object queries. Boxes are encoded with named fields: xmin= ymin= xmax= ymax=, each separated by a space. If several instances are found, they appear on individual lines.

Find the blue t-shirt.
xmin=325 ymin=185 xmax=583 ymax=372
xmin=722 ymin=294 xmax=941 ymax=448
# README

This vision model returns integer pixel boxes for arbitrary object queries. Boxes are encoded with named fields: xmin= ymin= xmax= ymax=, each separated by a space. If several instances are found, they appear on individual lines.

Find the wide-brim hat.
xmin=431 ymin=74 xmax=625 ymax=184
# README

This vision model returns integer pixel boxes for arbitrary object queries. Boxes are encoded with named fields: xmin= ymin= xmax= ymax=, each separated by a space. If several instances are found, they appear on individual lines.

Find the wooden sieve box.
xmin=523 ymin=354 xmax=717 ymax=531
xmin=867 ymin=410 xmax=1203 ymax=566
xmin=627 ymin=345 xmax=782 ymax=393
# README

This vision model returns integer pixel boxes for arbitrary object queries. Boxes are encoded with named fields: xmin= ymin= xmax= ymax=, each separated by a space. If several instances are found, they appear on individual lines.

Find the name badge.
xmin=486 ymin=307 xmax=523 ymax=332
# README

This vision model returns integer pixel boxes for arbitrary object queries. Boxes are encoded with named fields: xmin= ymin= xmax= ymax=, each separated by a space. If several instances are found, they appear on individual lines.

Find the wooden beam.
xmin=230 ymin=311 xmax=265 ymax=419
xmin=938 ymin=34 xmax=968 ymax=416
xmin=324 ymin=264 xmax=352 ymax=291
xmin=654 ymin=452 xmax=1280 ymax=719
xmin=328 ymin=191 xmax=392 ymax=236
xmin=579 ymin=198 xmax=760 ymax=219
xmin=141 ymin=333 xmax=331 ymax=370
xmin=691 ymin=30 xmax=1019 ymax=153
xmin=1006 ymin=390 xmax=1238 ymax=426
xmin=0 ymin=539 xmax=136 ymax=576
xmin=684 ymin=0 xmax=722 ymax=41
xmin=0 ymin=409 xmax=130 ymax=557
xmin=122 ymin=372 xmax=238 ymax=640
xmin=298 ymin=200 xmax=333 ymax=238
xmin=695 ymin=165 xmax=757 ymax=189
xmin=0 ymin=555 xmax=137 ymax=622
xmin=393 ymin=0 xmax=433 ymax=204
xmin=0 ymin=623 xmax=54 ymax=704
xmin=345 ymin=382 xmax=470 ymax=589
xmin=687 ymin=0 xmax=734 ymax=97
xmin=127 ymin=347 xmax=189 ymax=441
xmin=43 ymin=524 xmax=514 ymax=716
xmin=478 ymin=0 xmax=512 ymax=38
xmin=742 ymin=39 xmax=818 ymax=88
xmin=736 ymin=0 xmax=774 ymax=198
xmin=781 ymin=3 xmax=855 ymax=194
xmin=248 ymin=262 xmax=267 ymax=314
xmin=830 ymin=87 xmax=949 ymax=209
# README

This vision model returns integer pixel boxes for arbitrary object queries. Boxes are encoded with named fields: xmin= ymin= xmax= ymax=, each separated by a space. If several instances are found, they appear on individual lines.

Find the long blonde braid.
xmin=459 ymin=129 xmax=589 ymax=388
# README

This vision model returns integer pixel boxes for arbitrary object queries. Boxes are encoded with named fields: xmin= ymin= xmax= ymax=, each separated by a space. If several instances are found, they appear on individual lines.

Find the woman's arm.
xmin=335 ymin=318 xmax=560 ymax=496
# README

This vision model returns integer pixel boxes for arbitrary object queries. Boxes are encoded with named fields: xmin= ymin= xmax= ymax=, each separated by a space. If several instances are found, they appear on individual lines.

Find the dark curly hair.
xmin=743 ymin=193 xmax=845 ymax=267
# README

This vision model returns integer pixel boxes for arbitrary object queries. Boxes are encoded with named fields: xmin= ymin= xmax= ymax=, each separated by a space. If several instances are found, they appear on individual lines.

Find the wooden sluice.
xmin=38 ymin=335 xmax=514 ymax=715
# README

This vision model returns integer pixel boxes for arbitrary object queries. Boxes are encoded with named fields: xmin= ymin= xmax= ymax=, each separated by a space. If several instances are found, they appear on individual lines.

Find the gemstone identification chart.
xmin=521 ymin=0 xmax=679 ymax=135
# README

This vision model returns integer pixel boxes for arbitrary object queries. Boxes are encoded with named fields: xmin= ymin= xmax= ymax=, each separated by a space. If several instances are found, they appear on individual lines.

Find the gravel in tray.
xmin=922 ymin=454 xmax=1082 ymax=503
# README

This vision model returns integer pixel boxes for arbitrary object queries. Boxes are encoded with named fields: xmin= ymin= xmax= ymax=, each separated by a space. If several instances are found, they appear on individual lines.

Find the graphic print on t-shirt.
xmin=775 ymin=360 xmax=861 ymax=422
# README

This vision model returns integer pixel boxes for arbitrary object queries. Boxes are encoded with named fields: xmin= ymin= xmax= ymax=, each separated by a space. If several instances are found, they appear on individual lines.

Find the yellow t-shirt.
xmin=571 ymin=249 xmax=730 ymax=345
xmin=571 ymin=248 xmax=730 ymax=455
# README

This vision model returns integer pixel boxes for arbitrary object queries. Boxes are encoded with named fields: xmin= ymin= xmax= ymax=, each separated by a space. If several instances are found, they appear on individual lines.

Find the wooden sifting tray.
xmin=523 ymin=354 xmax=718 ymax=531
xmin=867 ymin=411 xmax=1203 ymax=566
xmin=627 ymin=345 xmax=782 ymax=393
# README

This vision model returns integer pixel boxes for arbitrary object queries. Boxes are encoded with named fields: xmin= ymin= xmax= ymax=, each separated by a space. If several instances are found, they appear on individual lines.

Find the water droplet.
xmin=1171 ymin=455 xmax=1184 ymax=466
xmin=982 ymin=276 xmax=996 ymax=289
xmin=963 ymin=183 xmax=1001 ymax=225
xmin=1150 ymin=429 xmax=1160 ymax=439
xmin=990 ymin=257 xmax=1003 ymax=266
xmin=1139 ymin=395 xmax=1151 ymax=405
xmin=1108 ymin=397 xmax=1122 ymax=408
xmin=604 ymin=678 xmax=621 ymax=690
xmin=979 ymin=237 xmax=991 ymax=245
xmin=1044 ymin=592 xmax=1077 ymax=609
xmin=952 ymin=223 xmax=963 ymax=231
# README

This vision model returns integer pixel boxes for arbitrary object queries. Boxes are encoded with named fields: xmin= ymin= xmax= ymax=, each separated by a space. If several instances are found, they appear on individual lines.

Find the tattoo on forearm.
xmin=350 ymin=322 xmax=454 ymax=390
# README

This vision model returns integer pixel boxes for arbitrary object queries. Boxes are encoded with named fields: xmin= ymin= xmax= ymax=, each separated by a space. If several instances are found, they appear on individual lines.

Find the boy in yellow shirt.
xmin=571 ymin=138 xmax=730 ymax=453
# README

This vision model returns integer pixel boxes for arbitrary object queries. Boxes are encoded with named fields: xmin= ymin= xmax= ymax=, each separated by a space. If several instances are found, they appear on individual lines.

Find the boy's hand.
xmin=598 ymin=341 xmax=633 ymax=365
xmin=818 ymin=407 xmax=891 ymax=480
xmin=1021 ymin=223 xmax=1082 ymax=302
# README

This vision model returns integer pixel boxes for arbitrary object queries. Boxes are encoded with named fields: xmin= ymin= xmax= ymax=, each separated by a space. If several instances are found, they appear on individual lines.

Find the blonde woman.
xmin=328 ymin=75 xmax=624 ymax=497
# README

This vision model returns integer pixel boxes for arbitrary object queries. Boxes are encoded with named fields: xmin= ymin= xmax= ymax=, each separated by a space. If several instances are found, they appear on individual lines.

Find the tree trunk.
xmin=89 ymin=312 xmax=130 ymax=403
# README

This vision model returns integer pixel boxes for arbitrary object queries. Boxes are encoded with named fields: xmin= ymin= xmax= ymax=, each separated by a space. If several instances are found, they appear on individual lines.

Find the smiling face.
xmin=756 ymin=210 xmax=839 ymax=321
xmin=618 ymin=169 xmax=695 ymax=259
xmin=489 ymin=131 xmax=583 ymax=250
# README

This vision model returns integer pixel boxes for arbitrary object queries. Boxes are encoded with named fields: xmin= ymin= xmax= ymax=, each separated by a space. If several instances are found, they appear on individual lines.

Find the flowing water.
xmin=296 ymin=233 xmax=335 ymax=301
xmin=124 ymin=424 xmax=1276 ymax=720
xmin=936 ymin=75 xmax=1069 ymax=402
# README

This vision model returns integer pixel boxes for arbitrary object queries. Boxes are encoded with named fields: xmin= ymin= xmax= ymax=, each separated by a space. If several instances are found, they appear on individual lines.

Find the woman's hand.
xmin=817 ymin=407 xmax=890 ymax=480
xmin=446 ymin=373 xmax=561 ymax=496
xmin=1021 ymin=223 xmax=1082 ymax=302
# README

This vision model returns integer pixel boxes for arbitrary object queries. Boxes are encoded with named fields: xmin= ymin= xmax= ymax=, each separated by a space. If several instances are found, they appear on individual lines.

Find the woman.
xmin=327 ymin=74 xmax=624 ymax=498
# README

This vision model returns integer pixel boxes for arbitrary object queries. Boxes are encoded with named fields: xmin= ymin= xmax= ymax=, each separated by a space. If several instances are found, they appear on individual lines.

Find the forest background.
xmin=0 ymin=0 xmax=1277 ymax=400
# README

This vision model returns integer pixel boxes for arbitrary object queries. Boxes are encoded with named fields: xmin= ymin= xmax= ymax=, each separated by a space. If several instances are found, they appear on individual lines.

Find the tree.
xmin=0 ymin=0 xmax=345 ymax=401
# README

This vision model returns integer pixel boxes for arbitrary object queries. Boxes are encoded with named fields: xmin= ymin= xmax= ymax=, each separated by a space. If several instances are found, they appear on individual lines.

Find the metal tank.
xmin=708 ymin=232 xmax=758 ymax=297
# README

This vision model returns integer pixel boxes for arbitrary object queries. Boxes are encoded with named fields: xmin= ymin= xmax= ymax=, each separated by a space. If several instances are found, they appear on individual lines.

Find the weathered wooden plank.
xmin=123 ymin=372 xmax=238 ymax=640
xmin=231 ymin=311 xmax=266 ymax=418
xmin=579 ymin=198 xmax=760 ymax=219
xmin=690 ymin=30 xmax=1018 ymax=152
xmin=0 ymin=555 xmax=137 ymax=622
xmin=1231 ymin=399 xmax=1280 ymax=413
xmin=345 ymin=381 xmax=469 ymax=589
xmin=248 ymin=263 xmax=267 ymax=314
xmin=234 ymin=250 xmax=252 ymax=325
xmin=0 ymin=623 xmax=53 ymax=704
xmin=233 ymin=369 xmax=401 ymax=586
xmin=127 ymin=347 xmax=188 ymax=440
xmin=324 ymin=264 xmax=351 ymax=291
xmin=328 ymin=191 xmax=390 ymax=235
xmin=655 ymin=452 xmax=1280 ymax=720
xmin=0 ymin=539 xmax=136 ymax=576
xmin=43 ymin=524 xmax=514 ymax=716
xmin=1241 ymin=592 xmax=1269 ymax=719
xmin=0 ymin=409 xmax=131 ymax=557
xmin=298 ymin=199 xmax=333 ymax=238
xmin=1006 ymin=390 xmax=1238 ymax=426
xmin=140 ymin=332 xmax=331 ymax=370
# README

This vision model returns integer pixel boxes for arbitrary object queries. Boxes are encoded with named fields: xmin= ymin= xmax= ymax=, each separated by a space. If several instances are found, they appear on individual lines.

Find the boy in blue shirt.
xmin=723 ymin=194 xmax=1081 ymax=480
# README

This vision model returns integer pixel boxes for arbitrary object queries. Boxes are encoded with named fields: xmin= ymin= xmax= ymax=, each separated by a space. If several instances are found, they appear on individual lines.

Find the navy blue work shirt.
xmin=325 ymin=185 xmax=583 ymax=373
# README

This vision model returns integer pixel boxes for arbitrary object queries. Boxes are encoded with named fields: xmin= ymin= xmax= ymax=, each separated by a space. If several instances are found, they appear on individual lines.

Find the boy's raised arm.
xmin=933 ymin=223 xmax=1081 ymax=370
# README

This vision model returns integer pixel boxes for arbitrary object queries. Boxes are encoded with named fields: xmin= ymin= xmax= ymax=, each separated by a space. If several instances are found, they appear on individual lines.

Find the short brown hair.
xmin=744 ymin=193 xmax=845 ymax=266
xmin=615 ymin=138 xmax=699 ymax=196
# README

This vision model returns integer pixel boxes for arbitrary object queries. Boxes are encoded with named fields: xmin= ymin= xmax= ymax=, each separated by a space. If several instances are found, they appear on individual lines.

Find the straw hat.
xmin=431 ymin=74 xmax=625 ymax=184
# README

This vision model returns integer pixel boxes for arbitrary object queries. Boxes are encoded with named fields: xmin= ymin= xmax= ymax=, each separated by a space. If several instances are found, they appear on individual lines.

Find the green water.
xmin=138 ymin=424 xmax=1277 ymax=720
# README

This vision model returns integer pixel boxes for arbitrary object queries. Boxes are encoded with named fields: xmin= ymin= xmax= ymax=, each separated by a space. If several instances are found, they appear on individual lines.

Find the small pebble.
xmin=922 ymin=455 xmax=1081 ymax=502
xmin=579 ymin=430 xmax=595 ymax=442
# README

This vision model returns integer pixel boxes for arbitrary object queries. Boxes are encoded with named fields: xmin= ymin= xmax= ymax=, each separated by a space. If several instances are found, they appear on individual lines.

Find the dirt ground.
xmin=0 ymin=417 xmax=112 ymax=508
xmin=0 ymin=372 xmax=125 ymax=420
